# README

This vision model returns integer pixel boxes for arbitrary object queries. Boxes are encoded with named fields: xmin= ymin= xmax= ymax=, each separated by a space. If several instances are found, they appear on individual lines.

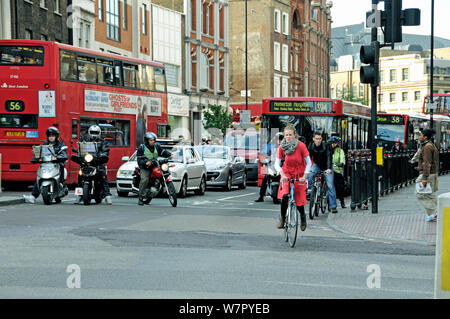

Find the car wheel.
xmin=195 ymin=175 xmax=206 ymax=195
xmin=238 ymin=172 xmax=247 ymax=189
xmin=179 ymin=176 xmax=188 ymax=198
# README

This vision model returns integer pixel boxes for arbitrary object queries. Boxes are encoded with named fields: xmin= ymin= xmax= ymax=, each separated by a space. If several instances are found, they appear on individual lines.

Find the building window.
xmin=106 ymin=0 xmax=120 ymax=41
xmin=165 ymin=64 xmax=180 ymax=88
xmin=402 ymin=92 xmax=408 ymax=102
xmin=336 ymin=84 xmax=342 ymax=98
xmin=331 ymin=87 xmax=335 ymax=98
xmin=343 ymin=84 xmax=348 ymax=98
xmin=282 ymin=44 xmax=288 ymax=72
xmin=311 ymin=7 xmax=318 ymax=21
xmin=359 ymin=84 xmax=364 ymax=97
xmin=141 ymin=4 xmax=147 ymax=35
xmin=274 ymin=9 xmax=280 ymax=33
xmin=274 ymin=42 xmax=280 ymax=71
xmin=40 ymin=0 xmax=46 ymax=8
xmin=25 ymin=29 xmax=32 ymax=39
xmin=54 ymin=0 xmax=60 ymax=13
xmin=352 ymin=84 xmax=357 ymax=98
xmin=98 ymin=0 xmax=103 ymax=21
xmin=414 ymin=91 xmax=421 ymax=101
xmin=85 ymin=24 xmax=91 ymax=48
xmin=123 ymin=0 xmax=127 ymax=30
xmin=274 ymin=75 xmax=280 ymax=97
xmin=40 ymin=34 xmax=48 ymax=41
xmin=282 ymin=77 xmax=288 ymax=97
xmin=199 ymin=53 xmax=209 ymax=90
xmin=402 ymin=68 xmax=409 ymax=81
xmin=390 ymin=92 xmax=396 ymax=103
xmin=378 ymin=94 xmax=383 ymax=103
xmin=389 ymin=69 xmax=396 ymax=82
xmin=295 ymin=53 xmax=298 ymax=72
xmin=379 ymin=70 xmax=384 ymax=83
xmin=282 ymin=12 xmax=289 ymax=35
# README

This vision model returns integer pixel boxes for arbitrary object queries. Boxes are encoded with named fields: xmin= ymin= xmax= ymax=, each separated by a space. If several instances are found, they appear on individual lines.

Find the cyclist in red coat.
xmin=274 ymin=123 xmax=312 ymax=231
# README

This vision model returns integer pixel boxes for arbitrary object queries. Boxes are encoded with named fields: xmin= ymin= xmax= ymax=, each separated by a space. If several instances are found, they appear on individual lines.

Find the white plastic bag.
xmin=416 ymin=182 xmax=432 ymax=194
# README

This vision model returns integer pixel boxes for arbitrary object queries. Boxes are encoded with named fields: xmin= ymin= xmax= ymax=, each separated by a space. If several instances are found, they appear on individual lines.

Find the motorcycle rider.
xmin=75 ymin=125 xmax=112 ymax=205
xmin=23 ymin=127 xmax=68 ymax=204
xmin=137 ymin=132 xmax=172 ymax=206
xmin=255 ymin=132 xmax=284 ymax=202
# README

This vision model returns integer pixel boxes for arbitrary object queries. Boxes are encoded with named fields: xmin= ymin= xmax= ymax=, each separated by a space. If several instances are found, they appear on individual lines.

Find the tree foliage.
xmin=202 ymin=104 xmax=233 ymax=136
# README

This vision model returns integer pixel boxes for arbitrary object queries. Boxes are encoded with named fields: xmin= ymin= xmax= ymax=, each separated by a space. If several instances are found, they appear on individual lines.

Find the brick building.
xmin=184 ymin=0 xmax=230 ymax=143
xmin=229 ymin=0 xmax=332 ymax=110
xmin=6 ymin=0 xmax=70 ymax=42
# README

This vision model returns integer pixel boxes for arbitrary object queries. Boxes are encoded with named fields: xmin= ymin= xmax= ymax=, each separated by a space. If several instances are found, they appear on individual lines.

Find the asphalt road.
xmin=0 ymin=184 xmax=436 ymax=298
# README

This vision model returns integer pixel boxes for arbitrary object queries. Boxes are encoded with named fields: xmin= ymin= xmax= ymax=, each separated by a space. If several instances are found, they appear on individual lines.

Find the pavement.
xmin=2 ymin=174 xmax=449 ymax=244
xmin=327 ymin=173 xmax=450 ymax=246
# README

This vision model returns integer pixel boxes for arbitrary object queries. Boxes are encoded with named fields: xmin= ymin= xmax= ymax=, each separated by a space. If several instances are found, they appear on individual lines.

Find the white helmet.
xmin=88 ymin=125 xmax=101 ymax=141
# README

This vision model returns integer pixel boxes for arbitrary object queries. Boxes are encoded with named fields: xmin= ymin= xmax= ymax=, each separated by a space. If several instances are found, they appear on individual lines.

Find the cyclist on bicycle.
xmin=274 ymin=124 xmax=312 ymax=231
xmin=329 ymin=136 xmax=346 ymax=209
xmin=307 ymin=131 xmax=338 ymax=214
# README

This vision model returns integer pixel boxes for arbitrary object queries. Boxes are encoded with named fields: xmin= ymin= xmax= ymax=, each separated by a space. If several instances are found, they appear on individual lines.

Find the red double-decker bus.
xmin=0 ymin=40 xmax=168 ymax=186
xmin=256 ymin=97 xmax=372 ymax=186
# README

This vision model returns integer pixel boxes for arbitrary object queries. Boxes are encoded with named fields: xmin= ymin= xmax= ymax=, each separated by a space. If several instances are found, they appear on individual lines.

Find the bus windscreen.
xmin=0 ymin=46 xmax=44 ymax=66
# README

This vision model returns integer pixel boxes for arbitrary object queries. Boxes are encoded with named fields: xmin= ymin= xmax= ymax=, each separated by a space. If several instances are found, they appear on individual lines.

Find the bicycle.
xmin=283 ymin=178 xmax=306 ymax=248
xmin=309 ymin=172 xmax=329 ymax=220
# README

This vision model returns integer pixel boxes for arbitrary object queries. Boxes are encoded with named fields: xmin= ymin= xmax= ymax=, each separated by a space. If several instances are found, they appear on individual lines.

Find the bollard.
xmin=434 ymin=193 xmax=450 ymax=299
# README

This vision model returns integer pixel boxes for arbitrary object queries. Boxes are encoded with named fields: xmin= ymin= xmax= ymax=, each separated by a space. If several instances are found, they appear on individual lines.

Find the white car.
xmin=116 ymin=144 xmax=207 ymax=198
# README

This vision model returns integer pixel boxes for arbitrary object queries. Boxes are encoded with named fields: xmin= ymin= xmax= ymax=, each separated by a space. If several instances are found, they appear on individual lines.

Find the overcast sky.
xmin=331 ymin=0 xmax=450 ymax=40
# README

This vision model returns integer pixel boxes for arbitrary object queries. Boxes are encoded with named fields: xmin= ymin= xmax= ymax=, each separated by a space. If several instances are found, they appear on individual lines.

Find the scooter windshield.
xmin=40 ymin=145 xmax=55 ymax=162
xmin=79 ymin=142 xmax=97 ymax=154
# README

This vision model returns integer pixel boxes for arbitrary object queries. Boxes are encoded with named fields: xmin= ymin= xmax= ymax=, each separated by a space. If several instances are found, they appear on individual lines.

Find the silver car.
xmin=195 ymin=145 xmax=247 ymax=191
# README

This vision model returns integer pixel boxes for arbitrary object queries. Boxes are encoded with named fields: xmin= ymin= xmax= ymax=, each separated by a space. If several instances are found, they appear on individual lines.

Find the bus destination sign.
xmin=376 ymin=115 xmax=404 ymax=125
xmin=269 ymin=101 xmax=333 ymax=113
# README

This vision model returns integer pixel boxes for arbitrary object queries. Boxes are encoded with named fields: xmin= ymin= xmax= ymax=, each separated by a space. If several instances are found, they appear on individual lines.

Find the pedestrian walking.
xmin=415 ymin=129 xmax=439 ymax=222
xmin=329 ymin=136 xmax=346 ymax=208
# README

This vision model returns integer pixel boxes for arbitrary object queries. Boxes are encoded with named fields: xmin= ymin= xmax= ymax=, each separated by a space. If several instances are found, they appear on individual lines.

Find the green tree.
xmin=342 ymin=90 xmax=369 ymax=106
xmin=202 ymin=104 xmax=233 ymax=136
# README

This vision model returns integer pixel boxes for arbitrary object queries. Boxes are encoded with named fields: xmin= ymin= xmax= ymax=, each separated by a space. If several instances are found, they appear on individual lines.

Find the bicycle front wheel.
xmin=287 ymin=201 xmax=299 ymax=248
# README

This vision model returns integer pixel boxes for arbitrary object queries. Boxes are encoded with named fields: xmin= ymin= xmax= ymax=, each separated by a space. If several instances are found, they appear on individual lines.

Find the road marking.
xmin=264 ymin=280 xmax=433 ymax=295
xmin=218 ymin=192 xmax=257 ymax=201
xmin=97 ymin=202 xmax=280 ymax=212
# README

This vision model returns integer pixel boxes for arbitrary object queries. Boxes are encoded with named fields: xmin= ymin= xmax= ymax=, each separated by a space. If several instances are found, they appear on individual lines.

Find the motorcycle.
xmin=31 ymin=144 xmax=69 ymax=205
xmin=261 ymin=159 xmax=281 ymax=204
xmin=71 ymin=141 xmax=108 ymax=205
xmin=132 ymin=157 xmax=177 ymax=207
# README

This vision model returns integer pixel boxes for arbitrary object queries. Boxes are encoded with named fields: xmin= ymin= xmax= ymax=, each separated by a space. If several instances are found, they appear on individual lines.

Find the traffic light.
xmin=360 ymin=42 xmax=379 ymax=86
xmin=384 ymin=0 xmax=402 ymax=43
xmin=382 ymin=0 xmax=420 ymax=44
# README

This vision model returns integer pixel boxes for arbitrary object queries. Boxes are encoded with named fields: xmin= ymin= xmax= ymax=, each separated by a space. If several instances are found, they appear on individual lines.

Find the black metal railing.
xmin=347 ymin=148 xmax=449 ymax=211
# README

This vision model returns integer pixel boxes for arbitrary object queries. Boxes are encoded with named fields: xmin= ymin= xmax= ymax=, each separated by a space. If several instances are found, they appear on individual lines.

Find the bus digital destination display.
xmin=269 ymin=101 xmax=333 ymax=113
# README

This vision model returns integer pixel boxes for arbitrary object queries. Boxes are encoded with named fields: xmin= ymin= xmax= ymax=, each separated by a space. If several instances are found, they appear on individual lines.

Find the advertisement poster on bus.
xmin=84 ymin=89 xmax=161 ymax=117
xmin=84 ymin=89 xmax=162 ymax=147
xmin=38 ymin=90 xmax=56 ymax=117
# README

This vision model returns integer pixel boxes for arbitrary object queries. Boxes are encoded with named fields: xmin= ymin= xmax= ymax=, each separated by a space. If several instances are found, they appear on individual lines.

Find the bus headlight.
xmin=84 ymin=153 xmax=94 ymax=163
xmin=161 ymin=163 xmax=169 ymax=172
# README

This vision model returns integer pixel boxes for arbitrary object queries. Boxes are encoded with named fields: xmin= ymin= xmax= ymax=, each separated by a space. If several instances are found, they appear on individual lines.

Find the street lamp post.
xmin=245 ymin=0 xmax=248 ymax=111
xmin=430 ymin=0 xmax=434 ymax=129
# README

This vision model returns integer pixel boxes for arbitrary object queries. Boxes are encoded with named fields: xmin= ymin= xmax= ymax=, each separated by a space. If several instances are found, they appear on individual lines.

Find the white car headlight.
xmin=117 ymin=170 xmax=133 ymax=177
xmin=84 ymin=153 xmax=94 ymax=163
xmin=161 ymin=163 xmax=169 ymax=171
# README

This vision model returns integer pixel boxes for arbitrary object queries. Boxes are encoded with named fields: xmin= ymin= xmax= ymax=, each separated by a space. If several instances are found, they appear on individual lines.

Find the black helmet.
xmin=46 ymin=126 xmax=59 ymax=139
xmin=88 ymin=125 xmax=101 ymax=141
xmin=144 ymin=132 xmax=157 ymax=143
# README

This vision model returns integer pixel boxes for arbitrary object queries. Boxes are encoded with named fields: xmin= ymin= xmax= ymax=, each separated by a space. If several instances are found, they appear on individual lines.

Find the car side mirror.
xmin=122 ymin=156 xmax=130 ymax=162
